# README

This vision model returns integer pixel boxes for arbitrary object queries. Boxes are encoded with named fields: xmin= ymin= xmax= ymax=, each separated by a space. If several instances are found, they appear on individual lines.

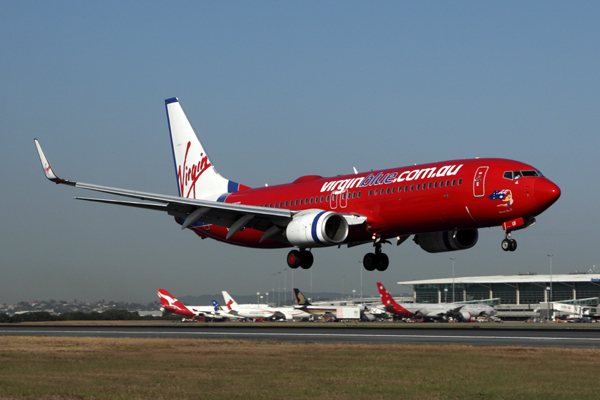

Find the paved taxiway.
xmin=1 ymin=324 xmax=599 ymax=348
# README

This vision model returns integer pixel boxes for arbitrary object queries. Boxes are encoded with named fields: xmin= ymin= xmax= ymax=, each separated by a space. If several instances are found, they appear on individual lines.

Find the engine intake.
xmin=415 ymin=229 xmax=478 ymax=253
xmin=286 ymin=209 xmax=348 ymax=247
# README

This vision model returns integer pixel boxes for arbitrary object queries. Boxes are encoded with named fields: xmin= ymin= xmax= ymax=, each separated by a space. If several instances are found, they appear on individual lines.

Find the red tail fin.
xmin=376 ymin=282 xmax=413 ymax=317
xmin=157 ymin=289 xmax=194 ymax=317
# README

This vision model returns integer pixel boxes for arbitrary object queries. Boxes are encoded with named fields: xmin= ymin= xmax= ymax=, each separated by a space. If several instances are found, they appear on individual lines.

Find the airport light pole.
xmin=546 ymin=286 xmax=551 ymax=321
xmin=284 ymin=269 xmax=287 ymax=305
xmin=444 ymin=288 xmax=448 ymax=303
xmin=450 ymin=258 xmax=456 ymax=303
xmin=266 ymin=292 xmax=269 ymax=306
xmin=547 ymin=254 xmax=553 ymax=305
xmin=257 ymin=292 xmax=260 ymax=305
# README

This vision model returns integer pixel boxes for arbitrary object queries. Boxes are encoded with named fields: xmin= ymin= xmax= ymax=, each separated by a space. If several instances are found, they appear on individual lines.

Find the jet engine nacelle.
xmin=415 ymin=229 xmax=478 ymax=253
xmin=286 ymin=209 xmax=349 ymax=247
xmin=459 ymin=310 xmax=472 ymax=322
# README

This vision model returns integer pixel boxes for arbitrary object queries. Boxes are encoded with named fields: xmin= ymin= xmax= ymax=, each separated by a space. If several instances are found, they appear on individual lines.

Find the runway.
xmin=1 ymin=324 xmax=599 ymax=348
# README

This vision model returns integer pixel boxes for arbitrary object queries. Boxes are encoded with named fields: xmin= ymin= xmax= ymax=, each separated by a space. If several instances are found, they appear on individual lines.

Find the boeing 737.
xmin=377 ymin=282 xmax=497 ymax=322
xmin=35 ymin=98 xmax=561 ymax=271
xmin=157 ymin=289 xmax=224 ymax=321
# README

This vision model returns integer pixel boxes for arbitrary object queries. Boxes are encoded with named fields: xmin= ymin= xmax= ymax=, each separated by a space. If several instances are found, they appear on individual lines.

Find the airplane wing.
xmin=34 ymin=139 xmax=366 ymax=244
xmin=35 ymin=139 xmax=292 ymax=242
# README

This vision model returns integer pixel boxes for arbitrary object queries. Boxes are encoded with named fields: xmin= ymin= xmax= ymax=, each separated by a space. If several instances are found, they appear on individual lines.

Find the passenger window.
xmin=410 ymin=185 xmax=414 ymax=191
xmin=386 ymin=187 xmax=390 ymax=194
xmin=285 ymin=201 xmax=288 ymax=207
xmin=321 ymin=196 xmax=324 ymax=202
xmin=446 ymin=180 xmax=450 ymax=186
xmin=452 ymin=179 xmax=456 ymax=186
xmin=440 ymin=181 xmax=444 ymax=188
xmin=458 ymin=179 xmax=462 ymax=185
xmin=374 ymin=190 xmax=378 ymax=196
xmin=380 ymin=188 xmax=384 ymax=195
xmin=326 ymin=195 xmax=329 ymax=202
xmin=391 ymin=187 xmax=395 ymax=194
xmin=434 ymin=182 xmax=437 ymax=188
xmin=358 ymin=191 xmax=361 ymax=198
xmin=398 ymin=186 xmax=402 ymax=193
xmin=310 ymin=197 xmax=313 ymax=204
xmin=300 ymin=199 xmax=303 ymax=205
xmin=416 ymin=184 xmax=420 ymax=190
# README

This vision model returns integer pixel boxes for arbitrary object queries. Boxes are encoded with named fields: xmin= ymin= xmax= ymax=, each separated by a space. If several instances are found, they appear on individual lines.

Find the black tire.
xmin=287 ymin=250 xmax=302 ymax=268
xmin=363 ymin=253 xmax=377 ymax=271
xmin=510 ymin=239 xmax=517 ymax=252
xmin=501 ymin=239 xmax=511 ymax=251
xmin=300 ymin=251 xmax=314 ymax=269
xmin=376 ymin=253 xmax=389 ymax=271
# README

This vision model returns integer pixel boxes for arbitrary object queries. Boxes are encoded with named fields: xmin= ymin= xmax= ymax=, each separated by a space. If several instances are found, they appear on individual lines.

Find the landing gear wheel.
xmin=501 ymin=239 xmax=512 ymax=252
xmin=376 ymin=253 xmax=389 ymax=271
xmin=510 ymin=239 xmax=517 ymax=252
xmin=300 ymin=251 xmax=314 ymax=269
xmin=287 ymin=250 xmax=302 ymax=268
xmin=363 ymin=253 xmax=378 ymax=271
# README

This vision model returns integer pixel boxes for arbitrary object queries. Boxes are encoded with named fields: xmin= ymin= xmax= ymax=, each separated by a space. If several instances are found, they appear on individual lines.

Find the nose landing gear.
xmin=501 ymin=232 xmax=517 ymax=252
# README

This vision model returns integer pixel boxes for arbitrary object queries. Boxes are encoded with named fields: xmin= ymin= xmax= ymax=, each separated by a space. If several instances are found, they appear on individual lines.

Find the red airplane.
xmin=35 ymin=98 xmax=561 ymax=271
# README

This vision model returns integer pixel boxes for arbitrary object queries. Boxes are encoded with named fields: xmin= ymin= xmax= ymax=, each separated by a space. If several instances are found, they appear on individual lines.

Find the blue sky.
xmin=1 ymin=2 xmax=599 ymax=305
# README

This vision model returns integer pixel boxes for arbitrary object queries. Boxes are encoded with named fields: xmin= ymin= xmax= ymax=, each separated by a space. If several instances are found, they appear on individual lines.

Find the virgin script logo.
xmin=178 ymin=141 xmax=212 ymax=198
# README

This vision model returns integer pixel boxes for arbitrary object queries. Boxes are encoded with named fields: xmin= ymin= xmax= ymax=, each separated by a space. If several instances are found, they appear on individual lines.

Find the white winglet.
xmin=34 ymin=139 xmax=74 ymax=185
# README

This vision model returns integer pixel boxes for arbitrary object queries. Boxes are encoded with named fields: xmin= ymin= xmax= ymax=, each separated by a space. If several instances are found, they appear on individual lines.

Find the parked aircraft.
xmin=157 ymin=289 xmax=223 ymax=321
xmin=35 ymin=98 xmax=561 ymax=271
xmin=292 ymin=288 xmax=338 ymax=317
xmin=376 ymin=282 xmax=497 ymax=322
xmin=293 ymin=288 xmax=387 ymax=321
xmin=222 ymin=291 xmax=311 ymax=321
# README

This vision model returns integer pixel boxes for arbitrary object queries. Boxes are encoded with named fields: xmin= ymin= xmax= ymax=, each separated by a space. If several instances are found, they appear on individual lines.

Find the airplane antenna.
xmin=353 ymin=167 xmax=358 ymax=175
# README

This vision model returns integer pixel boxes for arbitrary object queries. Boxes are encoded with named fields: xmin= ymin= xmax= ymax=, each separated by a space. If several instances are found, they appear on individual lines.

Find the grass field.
xmin=0 ymin=336 xmax=598 ymax=399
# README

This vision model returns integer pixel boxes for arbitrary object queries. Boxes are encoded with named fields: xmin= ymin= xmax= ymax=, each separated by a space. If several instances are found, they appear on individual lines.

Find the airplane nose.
xmin=534 ymin=178 xmax=561 ymax=209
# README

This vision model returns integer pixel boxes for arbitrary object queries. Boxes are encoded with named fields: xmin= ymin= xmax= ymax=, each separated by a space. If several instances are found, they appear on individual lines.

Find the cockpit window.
xmin=503 ymin=170 xmax=543 ymax=180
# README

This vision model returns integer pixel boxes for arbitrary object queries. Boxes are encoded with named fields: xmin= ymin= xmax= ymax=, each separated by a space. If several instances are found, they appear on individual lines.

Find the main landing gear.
xmin=363 ymin=238 xmax=391 ymax=272
xmin=287 ymin=249 xmax=314 ymax=269
xmin=501 ymin=232 xmax=517 ymax=252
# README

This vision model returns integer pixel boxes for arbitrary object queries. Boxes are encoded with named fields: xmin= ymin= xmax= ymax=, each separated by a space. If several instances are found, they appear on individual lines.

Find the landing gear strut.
xmin=287 ymin=249 xmax=314 ymax=269
xmin=363 ymin=239 xmax=390 ymax=271
xmin=501 ymin=232 xmax=517 ymax=252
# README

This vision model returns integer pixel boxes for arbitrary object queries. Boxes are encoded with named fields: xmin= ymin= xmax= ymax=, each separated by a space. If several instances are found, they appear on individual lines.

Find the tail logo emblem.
xmin=178 ymin=141 xmax=212 ymax=198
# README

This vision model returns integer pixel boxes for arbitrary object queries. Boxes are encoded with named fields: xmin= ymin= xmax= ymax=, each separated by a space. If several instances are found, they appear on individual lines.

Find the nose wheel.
xmin=501 ymin=232 xmax=517 ymax=252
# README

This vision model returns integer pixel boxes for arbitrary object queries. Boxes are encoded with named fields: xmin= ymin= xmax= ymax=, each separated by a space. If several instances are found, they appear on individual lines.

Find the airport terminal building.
xmin=398 ymin=273 xmax=600 ymax=320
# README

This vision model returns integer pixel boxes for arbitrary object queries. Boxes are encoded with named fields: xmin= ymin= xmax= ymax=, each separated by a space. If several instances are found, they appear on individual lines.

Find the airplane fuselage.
xmin=182 ymin=158 xmax=559 ymax=249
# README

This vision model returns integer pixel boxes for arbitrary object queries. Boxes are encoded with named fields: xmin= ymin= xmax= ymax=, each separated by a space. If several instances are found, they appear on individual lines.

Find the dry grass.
xmin=0 ymin=336 xmax=598 ymax=399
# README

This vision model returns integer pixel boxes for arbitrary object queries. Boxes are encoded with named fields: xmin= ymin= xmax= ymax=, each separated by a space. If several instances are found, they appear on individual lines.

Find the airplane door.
xmin=330 ymin=191 xmax=338 ymax=209
xmin=329 ymin=189 xmax=348 ymax=209
xmin=473 ymin=166 xmax=489 ymax=198
xmin=339 ymin=189 xmax=348 ymax=209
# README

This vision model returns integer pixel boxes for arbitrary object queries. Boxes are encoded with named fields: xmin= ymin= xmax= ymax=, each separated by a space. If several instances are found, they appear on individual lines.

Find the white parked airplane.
xmin=377 ymin=282 xmax=497 ymax=322
xmin=222 ymin=291 xmax=311 ymax=321
xmin=157 ymin=289 xmax=224 ymax=321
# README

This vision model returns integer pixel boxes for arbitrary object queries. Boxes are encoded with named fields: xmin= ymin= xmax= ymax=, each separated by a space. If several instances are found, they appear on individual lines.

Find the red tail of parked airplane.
xmin=35 ymin=98 xmax=561 ymax=271
xmin=157 ymin=289 xmax=194 ymax=318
